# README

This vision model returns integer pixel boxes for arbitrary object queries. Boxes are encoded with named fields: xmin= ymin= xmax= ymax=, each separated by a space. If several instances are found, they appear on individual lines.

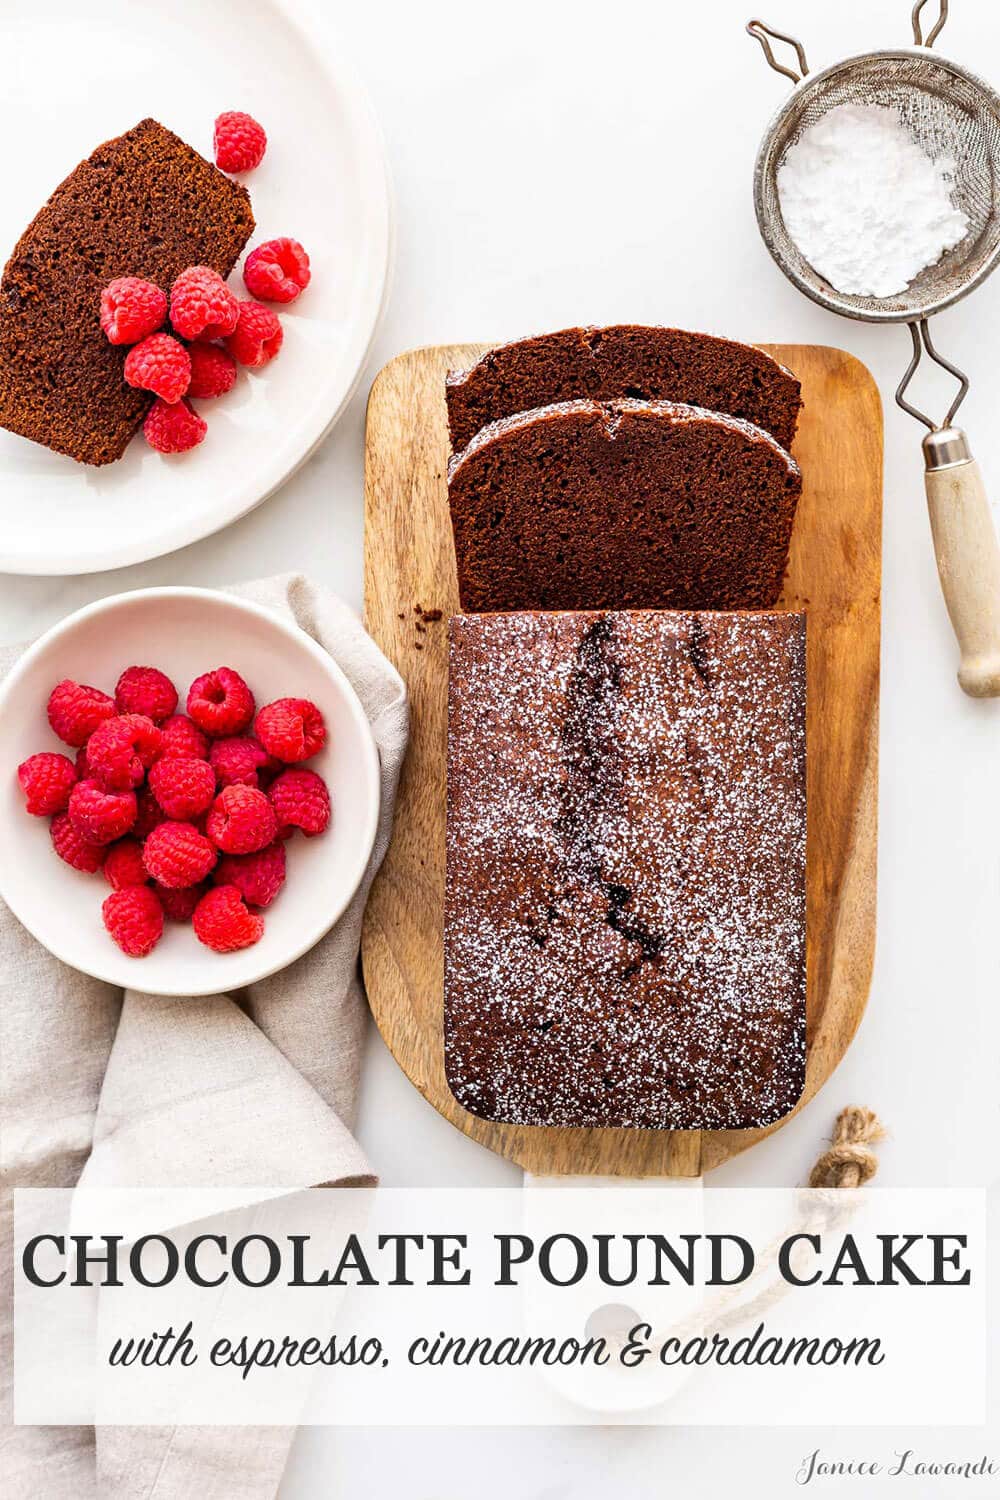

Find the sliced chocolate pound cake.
xmin=0 ymin=119 xmax=254 ymax=465
xmin=445 ymin=608 xmax=807 ymax=1131
xmin=446 ymin=325 xmax=802 ymax=453
xmin=447 ymin=398 xmax=802 ymax=614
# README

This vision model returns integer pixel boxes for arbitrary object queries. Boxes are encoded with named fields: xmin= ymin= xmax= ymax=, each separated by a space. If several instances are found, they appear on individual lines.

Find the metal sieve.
xmin=749 ymin=0 xmax=1000 ymax=696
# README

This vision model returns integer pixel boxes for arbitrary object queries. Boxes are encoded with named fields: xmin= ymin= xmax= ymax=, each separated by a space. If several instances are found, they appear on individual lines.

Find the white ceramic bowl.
xmin=0 ymin=588 xmax=380 ymax=995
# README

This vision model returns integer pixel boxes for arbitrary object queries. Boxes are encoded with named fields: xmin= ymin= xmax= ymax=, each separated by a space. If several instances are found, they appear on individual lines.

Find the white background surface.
xmin=2 ymin=0 xmax=997 ymax=1493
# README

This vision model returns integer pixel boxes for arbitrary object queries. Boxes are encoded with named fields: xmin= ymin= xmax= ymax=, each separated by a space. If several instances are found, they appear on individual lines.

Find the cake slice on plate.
xmin=445 ymin=607 xmax=807 ymax=1131
xmin=0 ymin=118 xmax=254 ymax=466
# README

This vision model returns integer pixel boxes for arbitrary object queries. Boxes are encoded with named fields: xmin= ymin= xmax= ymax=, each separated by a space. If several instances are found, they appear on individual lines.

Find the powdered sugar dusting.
xmin=444 ymin=609 xmax=807 ymax=1130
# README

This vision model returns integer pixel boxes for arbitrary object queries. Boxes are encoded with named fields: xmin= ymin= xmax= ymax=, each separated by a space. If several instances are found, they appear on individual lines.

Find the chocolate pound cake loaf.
xmin=447 ymin=398 xmax=802 ymax=614
xmin=445 ymin=608 xmax=807 ymax=1130
xmin=0 ymin=119 xmax=254 ymax=465
xmin=446 ymin=325 xmax=802 ymax=453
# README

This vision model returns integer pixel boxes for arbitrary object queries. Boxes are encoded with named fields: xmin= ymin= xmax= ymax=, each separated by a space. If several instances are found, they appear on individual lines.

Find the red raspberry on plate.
xmin=214 ymin=841 xmax=286 ymax=907
xmin=68 ymin=779 xmax=137 ymax=845
xmin=170 ymin=265 xmax=240 ymax=340
xmin=186 ymin=340 xmax=238 ymax=399
xmin=158 ymin=713 xmax=209 ymax=760
xmin=104 ymin=838 xmax=149 ymax=890
xmin=154 ymin=880 xmax=206 ymax=921
xmin=143 ymin=820 xmax=217 ymax=889
xmin=103 ymin=886 xmax=164 ymax=957
xmin=148 ymin=755 xmax=216 ymax=819
xmin=124 ymin=333 xmax=191 ymax=404
xmin=206 ymin=783 xmax=277 ymax=854
xmin=193 ymin=884 xmax=265 ymax=953
xmin=187 ymin=667 xmax=255 ymax=737
xmin=243 ymin=238 xmax=311 ymax=304
xmin=115 ymin=665 xmax=178 ymax=722
xmin=47 ymin=679 xmax=116 ymax=748
xmin=255 ymin=697 xmax=326 ymax=762
xmin=269 ymin=768 xmax=331 ymax=837
xmin=224 ymin=300 xmax=283 ymax=368
xmin=17 ymin=752 xmax=77 ymax=816
xmin=50 ymin=811 xmax=106 ymax=874
xmin=214 ymin=111 xmax=267 ymax=173
xmin=209 ymin=734 xmax=276 ymax=789
xmin=133 ymin=785 xmax=167 ymax=840
xmin=87 ymin=714 xmax=162 ymax=791
xmin=143 ymin=397 xmax=207 ymax=455
xmin=100 ymin=276 xmax=167 ymax=345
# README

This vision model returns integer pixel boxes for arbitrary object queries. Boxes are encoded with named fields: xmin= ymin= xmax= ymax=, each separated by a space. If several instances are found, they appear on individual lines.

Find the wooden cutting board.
xmin=361 ymin=342 xmax=882 ymax=1177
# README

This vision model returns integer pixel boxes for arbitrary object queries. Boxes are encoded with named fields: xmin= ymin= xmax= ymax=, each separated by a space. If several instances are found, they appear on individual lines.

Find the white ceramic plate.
xmin=0 ymin=588 xmax=381 ymax=995
xmin=0 ymin=0 xmax=391 ymax=574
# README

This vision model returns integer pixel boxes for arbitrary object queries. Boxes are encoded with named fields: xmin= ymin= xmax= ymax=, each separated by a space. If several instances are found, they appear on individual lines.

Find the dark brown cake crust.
xmin=0 ymin=119 xmax=254 ymax=465
xmin=447 ymin=398 xmax=802 ymax=614
xmin=445 ymin=608 xmax=807 ymax=1131
xmin=446 ymin=325 xmax=802 ymax=453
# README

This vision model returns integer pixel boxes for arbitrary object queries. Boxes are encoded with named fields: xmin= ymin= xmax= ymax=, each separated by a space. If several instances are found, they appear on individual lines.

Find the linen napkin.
xmin=0 ymin=573 xmax=409 ymax=1499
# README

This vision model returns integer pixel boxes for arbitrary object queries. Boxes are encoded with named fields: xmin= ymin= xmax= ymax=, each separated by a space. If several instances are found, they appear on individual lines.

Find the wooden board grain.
xmin=362 ymin=342 xmax=882 ymax=1177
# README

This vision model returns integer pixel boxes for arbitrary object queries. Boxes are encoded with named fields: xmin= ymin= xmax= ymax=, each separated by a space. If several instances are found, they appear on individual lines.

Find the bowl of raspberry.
xmin=0 ymin=587 xmax=381 ymax=995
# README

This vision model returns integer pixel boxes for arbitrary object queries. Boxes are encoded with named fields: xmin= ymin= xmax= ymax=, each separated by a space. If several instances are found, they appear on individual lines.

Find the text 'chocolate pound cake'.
xmin=0 ymin=119 xmax=254 ymax=465
xmin=446 ymin=325 xmax=802 ymax=453
xmin=445 ymin=608 xmax=807 ymax=1131
xmin=447 ymin=398 xmax=802 ymax=614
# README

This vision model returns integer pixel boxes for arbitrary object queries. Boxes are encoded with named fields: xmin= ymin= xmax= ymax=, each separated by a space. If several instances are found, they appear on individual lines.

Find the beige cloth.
xmin=0 ymin=574 xmax=409 ymax=1499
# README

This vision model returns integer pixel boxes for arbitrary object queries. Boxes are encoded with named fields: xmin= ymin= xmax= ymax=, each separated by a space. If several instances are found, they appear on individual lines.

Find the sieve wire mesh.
xmin=754 ymin=49 xmax=1000 ymax=322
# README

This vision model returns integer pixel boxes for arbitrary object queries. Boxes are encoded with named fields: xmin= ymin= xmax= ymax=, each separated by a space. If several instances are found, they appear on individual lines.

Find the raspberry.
xmin=100 ymin=277 xmax=167 ymax=345
xmin=104 ymin=838 xmax=149 ymax=890
xmin=206 ymin=784 xmax=277 ymax=854
xmin=87 ymin=714 xmax=162 ymax=791
xmin=124 ymin=333 xmax=191 ymax=404
xmin=133 ymin=785 xmax=167 ymax=840
xmin=50 ymin=811 xmax=106 ymax=874
xmin=208 ymin=735 xmax=275 ymax=788
xmin=193 ymin=884 xmax=264 ymax=953
xmin=68 ymin=779 xmax=137 ymax=845
xmin=214 ymin=111 xmax=267 ymax=173
xmin=269 ymin=768 xmax=331 ymax=837
xmin=224 ymin=300 xmax=283 ymax=368
xmin=214 ymin=842 xmax=286 ymax=907
xmin=154 ymin=880 xmax=206 ymax=921
xmin=103 ymin=886 xmax=164 ymax=957
xmin=186 ymin=340 xmax=237 ymax=399
xmin=187 ymin=667 xmax=255 ymax=737
xmin=148 ymin=755 xmax=216 ymax=819
xmin=115 ymin=665 xmax=178 ymax=723
xmin=17 ymin=752 xmax=77 ymax=815
xmin=255 ymin=698 xmax=326 ymax=763
xmin=47 ymin=679 xmax=116 ymax=748
xmin=143 ymin=820 xmax=217 ymax=889
xmin=243 ymin=238 xmax=311 ymax=304
xmin=143 ymin=397 xmax=207 ymax=455
xmin=169 ymin=265 xmax=240 ymax=340
xmin=158 ymin=714 xmax=209 ymax=760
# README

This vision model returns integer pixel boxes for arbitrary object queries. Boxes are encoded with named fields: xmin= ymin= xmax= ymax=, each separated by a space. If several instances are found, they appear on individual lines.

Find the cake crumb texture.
xmin=446 ymin=325 xmax=802 ymax=453
xmin=0 ymin=118 xmax=254 ymax=465
xmin=445 ymin=608 xmax=807 ymax=1131
xmin=447 ymin=397 xmax=802 ymax=614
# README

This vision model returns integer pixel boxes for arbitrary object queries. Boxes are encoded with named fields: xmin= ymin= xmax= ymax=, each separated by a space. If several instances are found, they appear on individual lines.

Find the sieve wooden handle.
xmin=923 ymin=430 xmax=1000 ymax=698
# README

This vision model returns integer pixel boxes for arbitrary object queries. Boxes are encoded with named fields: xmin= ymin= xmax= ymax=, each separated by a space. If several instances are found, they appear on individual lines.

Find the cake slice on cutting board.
xmin=446 ymin=324 xmax=802 ymax=454
xmin=447 ymin=397 xmax=802 ymax=614
xmin=0 ymin=118 xmax=254 ymax=465
xmin=445 ymin=608 xmax=807 ymax=1131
